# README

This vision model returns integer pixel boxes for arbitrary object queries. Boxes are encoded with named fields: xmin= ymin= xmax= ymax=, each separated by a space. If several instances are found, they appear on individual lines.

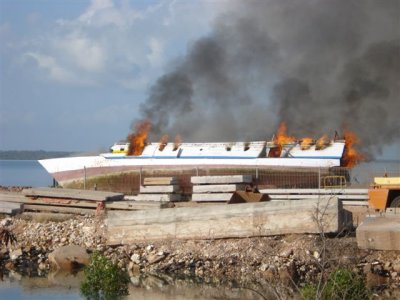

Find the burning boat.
xmin=39 ymin=121 xmax=364 ymax=191
xmin=39 ymin=138 xmax=347 ymax=188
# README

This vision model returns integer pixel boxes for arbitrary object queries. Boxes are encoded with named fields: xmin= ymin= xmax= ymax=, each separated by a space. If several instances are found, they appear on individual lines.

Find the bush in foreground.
xmin=301 ymin=268 xmax=370 ymax=300
xmin=80 ymin=251 xmax=130 ymax=300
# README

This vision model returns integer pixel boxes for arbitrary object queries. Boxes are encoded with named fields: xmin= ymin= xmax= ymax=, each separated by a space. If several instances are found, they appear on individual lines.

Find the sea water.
xmin=0 ymin=160 xmax=53 ymax=187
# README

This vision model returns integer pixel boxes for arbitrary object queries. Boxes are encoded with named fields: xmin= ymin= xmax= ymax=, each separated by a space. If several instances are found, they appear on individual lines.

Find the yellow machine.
xmin=368 ymin=176 xmax=400 ymax=210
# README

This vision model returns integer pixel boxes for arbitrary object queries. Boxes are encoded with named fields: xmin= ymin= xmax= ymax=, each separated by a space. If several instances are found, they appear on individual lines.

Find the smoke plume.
xmin=132 ymin=0 xmax=399 ymax=156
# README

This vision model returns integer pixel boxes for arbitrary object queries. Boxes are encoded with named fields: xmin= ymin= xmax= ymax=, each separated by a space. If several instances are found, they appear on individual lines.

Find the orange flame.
xmin=269 ymin=123 xmax=297 ymax=157
xmin=127 ymin=120 xmax=152 ymax=156
xmin=316 ymin=134 xmax=329 ymax=150
xmin=158 ymin=134 xmax=168 ymax=151
xmin=342 ymin=130 xmax=365 ymax=168
xmin=173 ymin=135 xmax=182 ymax=151
xmin=275 ymin=122 xmax=296 ymax=145
xmin=300 ymin=137 xmax=313 ymax=150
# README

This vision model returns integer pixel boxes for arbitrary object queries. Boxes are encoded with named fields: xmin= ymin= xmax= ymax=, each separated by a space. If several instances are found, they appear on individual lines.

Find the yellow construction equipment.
xmin=368 ymin=176 xmax=400 ymax=211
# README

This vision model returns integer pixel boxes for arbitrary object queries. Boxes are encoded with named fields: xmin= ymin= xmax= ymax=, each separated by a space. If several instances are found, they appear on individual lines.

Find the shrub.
xmin=301 ymin=268 xmax=370 ymax=300
xmin=80 ymin=251 xmax=130 ymax=300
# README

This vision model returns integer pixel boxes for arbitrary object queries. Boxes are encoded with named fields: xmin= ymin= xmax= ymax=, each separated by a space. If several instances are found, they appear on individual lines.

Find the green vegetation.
xmin=80 ymin=251 xmax=130 ymax=300
xmin=0 ymin=150 xmax=75 ymax=160
xmin=301 ymin=268 xmax=370 ymax=300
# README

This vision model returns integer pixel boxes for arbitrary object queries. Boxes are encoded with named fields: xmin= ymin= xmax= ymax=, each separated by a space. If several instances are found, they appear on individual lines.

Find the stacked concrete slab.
xmin=191 ymin=175 xmax=253 ymax=202
xmin=133 ymin=177 xmax=182 ymax=202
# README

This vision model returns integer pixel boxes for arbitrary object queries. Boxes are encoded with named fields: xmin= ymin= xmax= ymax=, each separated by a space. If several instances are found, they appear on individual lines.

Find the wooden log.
xmin=191 ymin=193 xmax=233 ymax=202
xmin=23 ymin=204 xmax=95 ymax=215
xmin=356 ymin=216 xmax=400 ymax=250
xmin=192 ymin=184 xmax=246 ymax=193
xmin=0 ymin=201 xmax=23 ymax=214
xmin=140 ymin=185 xmax=181 ymax=194
xmin=143 ymin=177 xmax=178 ymax=186
xmin=106 ymin=197 xmax=345 ymax=244
xmin=191 ymin=175 xmax=253 ymax=185
xmin=22 ymin=188 xmax=124 ymax=202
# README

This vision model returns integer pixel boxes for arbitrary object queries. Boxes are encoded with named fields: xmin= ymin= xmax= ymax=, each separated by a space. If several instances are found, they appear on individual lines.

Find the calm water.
xmin=0 ymin=160 xmax=53 ymax=187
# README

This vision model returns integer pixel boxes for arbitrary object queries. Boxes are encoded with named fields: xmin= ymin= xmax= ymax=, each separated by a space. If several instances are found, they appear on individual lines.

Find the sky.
xmin=0 ymin=0 xmax=221 ymax=152
xmin=0 ymin=0 xmax=399 ymax=160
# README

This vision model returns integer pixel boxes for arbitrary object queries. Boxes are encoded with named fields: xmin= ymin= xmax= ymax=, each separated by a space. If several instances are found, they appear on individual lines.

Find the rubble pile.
xmin=0 ymin=214 xmax=399 ymax=297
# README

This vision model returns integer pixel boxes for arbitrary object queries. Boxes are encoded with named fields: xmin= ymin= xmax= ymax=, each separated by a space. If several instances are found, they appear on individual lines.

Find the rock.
xmin=363 ymin=263 xmax=371 ymax=274
xmin=38 ymin=262 xmax=47 ymax=271
xmin=48 ymin=245 xmax=90 ymax=271
xmin=392 ymin=262 xmax=400 ymax=273
xmin=365 ymin=271 xmax=389 ymax=289
xmin=10 ymin=248 xmax=23 ymax=260
xmin=131 ymin=253 xmax=141 ymax=264
xmin=0 ymin=218 xmax=12 ymax=226
xmin=147 ymin=253 xmax=166 ymax=265
xmin=146 ymin=245 xmax=154 ymax=252
xmin=259 ymin=263 xmax=269 ymax=272
xmin=5 ymin=261 xmax=15 ymax=270
xmin=280 ymin=248 xmax=293 ymax=258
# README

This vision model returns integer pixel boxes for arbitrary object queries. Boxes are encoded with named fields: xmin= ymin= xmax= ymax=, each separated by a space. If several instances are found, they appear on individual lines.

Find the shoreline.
xmin=1 ymin=212 xmax=400 ymax=298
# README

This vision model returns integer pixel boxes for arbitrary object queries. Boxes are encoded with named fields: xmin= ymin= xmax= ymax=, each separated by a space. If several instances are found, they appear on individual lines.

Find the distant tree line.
xmin=0 ymin=150 xmax=75 ymax=160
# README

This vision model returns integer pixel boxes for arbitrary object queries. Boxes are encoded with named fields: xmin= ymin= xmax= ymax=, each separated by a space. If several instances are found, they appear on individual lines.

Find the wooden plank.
xmin=192 ymin=184 xmax=246 ymax=193
xmin=143 ymin=177 xmax=178 ymax=185
xmin=356 ymin=216 xmax=400 ymax=250
xmin=1 ymin=194 xmax=99 ymax=208
xmin=23 ymin=204 xmax=95 ymax=215
xmin=22 ymin=188 xmax=124 ymax=202
xmin=0 ymin=201 xmax=23 ymax=214
xmin=106 ymin=197 xmax=344 ymax=244
xmin=132 ymin=194 xmax=182 ymax=202
xmin=191 ymin=175 xmax=253 ymax=185
xmin=191 ymin=193 xmax=233 ymax=202
xmin=140 ymin=185 xmax=181 ymax=194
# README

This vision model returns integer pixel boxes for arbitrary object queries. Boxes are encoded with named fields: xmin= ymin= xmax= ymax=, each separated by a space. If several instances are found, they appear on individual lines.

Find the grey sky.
xmin=0 ymin=0 xmax=399 ymax=160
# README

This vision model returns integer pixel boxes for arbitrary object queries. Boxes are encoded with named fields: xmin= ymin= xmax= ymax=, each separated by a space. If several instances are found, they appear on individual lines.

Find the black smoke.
xmin=133 ymin=0 xmax=400 ymax=156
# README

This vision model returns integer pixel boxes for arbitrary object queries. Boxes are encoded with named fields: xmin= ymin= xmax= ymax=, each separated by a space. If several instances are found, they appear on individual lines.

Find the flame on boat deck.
xmin=126 ymin=120 xmax=365 ymax=168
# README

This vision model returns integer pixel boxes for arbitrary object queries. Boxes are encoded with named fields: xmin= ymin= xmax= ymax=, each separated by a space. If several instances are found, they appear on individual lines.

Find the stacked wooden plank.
xmin=0 ymin=188 xmax=169 ymax=214
xmin=132 ymin=177 xmax=183 ymax=202
xmin=21 ymin=188 xmax=125 ymax=214
xmin=191 ymin=175 xmax=253 ymax=202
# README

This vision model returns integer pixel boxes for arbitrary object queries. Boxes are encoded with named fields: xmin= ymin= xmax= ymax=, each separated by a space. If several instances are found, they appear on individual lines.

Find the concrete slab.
xmin=132 ymin=194 xmax=182 ymax=202
xmin=140 ymin=185 xmax=181 ymax=194
xmin=192 ymin=193 xmax=233 ymax=202
xmin=192 ymin=184 xmax=246 ymax=193
xmin=106 ymin=197 xmax=345 ymax=244
xmin=356 ymin=215 xmax=400 ymax=250
xmin=143 ymin=177 xmax=178 ymax=186
xmin=191 ymin=175 xmax=252 ymax=185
